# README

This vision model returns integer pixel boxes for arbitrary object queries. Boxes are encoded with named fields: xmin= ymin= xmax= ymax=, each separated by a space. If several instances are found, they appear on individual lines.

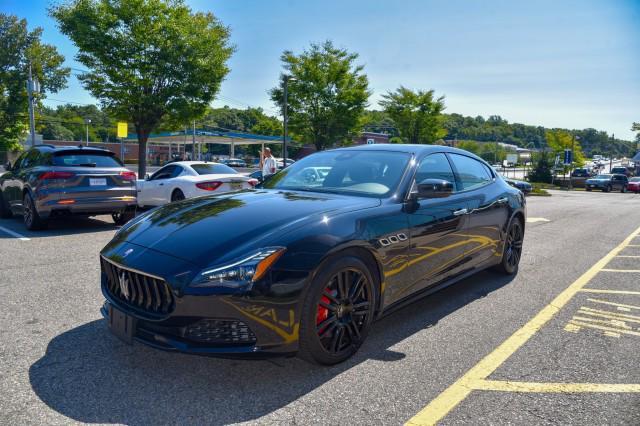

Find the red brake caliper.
xmin=316 ymin=295 xmax=330 ymax=325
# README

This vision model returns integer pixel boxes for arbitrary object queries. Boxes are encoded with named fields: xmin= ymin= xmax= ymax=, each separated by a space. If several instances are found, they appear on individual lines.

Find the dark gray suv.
xmin=0 ymin=145 xmax=137 ymax=230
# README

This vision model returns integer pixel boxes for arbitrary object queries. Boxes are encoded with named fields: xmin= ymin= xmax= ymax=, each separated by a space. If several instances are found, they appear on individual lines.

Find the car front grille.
xmin=101 ymin=257 xmax=175 ymax=316
xmin=184 ymin=319 xmax=256 ymax=345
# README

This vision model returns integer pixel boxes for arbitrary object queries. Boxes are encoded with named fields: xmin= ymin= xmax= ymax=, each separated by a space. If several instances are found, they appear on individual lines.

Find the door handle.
xmin=497 ymin=197 xmax=508 ymax=204
xmin=159 ymin=183 xmax=164 ymax=186
xmin=453 ymin=208 xmax=468 ymax=216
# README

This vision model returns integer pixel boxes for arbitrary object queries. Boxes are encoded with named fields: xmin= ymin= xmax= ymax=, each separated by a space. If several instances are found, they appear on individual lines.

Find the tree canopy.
xmin=50 ymin=0 xmax=234 ymax=176
xmin=0 ymin=14 xmax=69 ymax=151
xmin=270 ymin=40 xmax=370 ymax=151
xmin=379 ymin=86 xmax=446 ymax=144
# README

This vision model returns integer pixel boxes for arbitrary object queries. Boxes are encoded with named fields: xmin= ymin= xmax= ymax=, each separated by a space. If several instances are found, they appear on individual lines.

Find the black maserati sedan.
xmin=100 ymin=145 xmax=526 ymax=365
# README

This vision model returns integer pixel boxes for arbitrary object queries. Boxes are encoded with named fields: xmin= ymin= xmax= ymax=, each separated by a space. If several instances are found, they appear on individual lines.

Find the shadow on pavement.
xmin=29 ymin=270 xmax=514 ymax=424
xmin=0 ymin=216 xmax=118 ymax=239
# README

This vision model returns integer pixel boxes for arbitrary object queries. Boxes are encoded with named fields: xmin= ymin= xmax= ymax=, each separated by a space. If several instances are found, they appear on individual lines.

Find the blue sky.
xmin=2 ymin=0 xmax=639 ymax=139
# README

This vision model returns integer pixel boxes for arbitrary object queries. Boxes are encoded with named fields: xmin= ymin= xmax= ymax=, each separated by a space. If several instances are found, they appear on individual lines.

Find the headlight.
xmin=191 ymin=247 xmax=286 ymax=288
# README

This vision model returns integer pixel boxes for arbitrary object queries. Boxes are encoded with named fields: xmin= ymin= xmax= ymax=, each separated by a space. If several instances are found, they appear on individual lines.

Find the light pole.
xmin=283 ymin=75 xmax=296 ymax=161
xmin=569 ymin=135 xmax=579 ymax=190
xmin=84 ymin=118 xmax=91 ymax=146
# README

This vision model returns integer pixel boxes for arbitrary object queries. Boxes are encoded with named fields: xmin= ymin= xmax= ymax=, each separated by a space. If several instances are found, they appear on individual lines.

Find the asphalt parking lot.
xmin=1 ymin=190 xmax=639 ymax=425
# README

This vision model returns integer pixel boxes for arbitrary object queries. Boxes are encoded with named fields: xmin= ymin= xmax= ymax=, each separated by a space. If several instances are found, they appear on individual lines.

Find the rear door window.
xmin=448 ymin=154 xmax=493 ymax=191
xmin=52 ymin=152 xmax=122 ymax=167
xmin=150 ymin=165 xmax=176 ymax=180
xmin=415 ymin=153 xmax=456 ymax=190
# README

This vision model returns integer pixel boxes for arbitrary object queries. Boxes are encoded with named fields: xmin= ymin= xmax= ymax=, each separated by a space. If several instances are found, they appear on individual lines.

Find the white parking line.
xmin=0 ymin=225 xmax=30 ymax=241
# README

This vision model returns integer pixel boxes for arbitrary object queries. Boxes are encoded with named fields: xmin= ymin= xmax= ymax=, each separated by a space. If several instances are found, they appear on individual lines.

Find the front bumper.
xmin=99 ymin=255 xmax=305 ymax=358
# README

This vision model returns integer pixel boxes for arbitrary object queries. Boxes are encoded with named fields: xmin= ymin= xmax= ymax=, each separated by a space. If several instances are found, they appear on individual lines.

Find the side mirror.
xmin=144 ymin=173 xmax=151 ymax=180
xmin=417 ymin=178 xmax=454 ymax=199
xmin=4 ymin=162 xmax=11 ymax=171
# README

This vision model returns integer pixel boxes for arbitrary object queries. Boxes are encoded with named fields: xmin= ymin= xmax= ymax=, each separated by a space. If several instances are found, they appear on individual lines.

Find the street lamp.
xmin=84 ymin=118 xmax=92 ymax=146
xmin=569 ymin=135 xmax=580 ymax=190
xmin=283 ymin=75 xmax=297 ymax=162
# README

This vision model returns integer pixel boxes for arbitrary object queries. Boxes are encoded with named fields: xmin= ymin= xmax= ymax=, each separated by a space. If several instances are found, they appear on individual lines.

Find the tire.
xmin=171 ymin=189 xmax=185 ymax=202
xmin=494 ymin=218 xmax=524 ymax=275
xmin=0 ymin=190 xmax=12 ymax=218
xmin=298 ymin=255 xmax=377 ymax=365
xmin=23 ymin=192 xmax=47 ymax=230
xmin=621 ymin=186 xmax=626 ymax=193
xmin=586 ymin=187 xmax=592 ymax=192
xmin=112 ymin=209 xmax=135 ymax=225
xmin=604 ymin=185 xmax=611 ymax=193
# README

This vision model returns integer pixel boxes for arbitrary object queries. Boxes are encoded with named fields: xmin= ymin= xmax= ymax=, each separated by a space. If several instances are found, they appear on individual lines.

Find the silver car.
xmin=0 ymin=145 xmax=137 ymax=230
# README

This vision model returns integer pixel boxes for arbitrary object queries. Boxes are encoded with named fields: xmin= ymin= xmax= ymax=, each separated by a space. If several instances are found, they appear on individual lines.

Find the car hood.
xmin=586 ymin=178 xmax=608 ymax=182
xmin=111 ymin=189 xmax=380 ymax=267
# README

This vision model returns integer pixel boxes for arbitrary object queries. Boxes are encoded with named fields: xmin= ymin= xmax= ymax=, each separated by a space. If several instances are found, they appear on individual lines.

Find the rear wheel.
xmin=604 ymin=185 xmax=611 ymax=192
xmin=23 ymin=192 xmax=47 ymax=230
xmin=586 ymin=187 xmax=592 ymax=191
xmin=621 ymin=186 xmax=626 ymax=193
xmin=0 ymin=190 xmax=12 ymax=218
xmin=112 ymin=209 xmax=135 ymax=225
xmin=298 ymin=255 xmax=376 ymax=365
xmin=494 ymin=218 xmax=524 ymax=275
xmin=171 ymin=189 xmax=185 ymax=202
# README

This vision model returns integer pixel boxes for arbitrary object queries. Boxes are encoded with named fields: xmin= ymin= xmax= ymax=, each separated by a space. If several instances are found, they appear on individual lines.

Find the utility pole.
xmin=283 ymin=75 xmax=296 ymax=161
xmin=26 ymin=63 xmax=38 ymax=147
xmin=192 ymin=121 xmax=196 ymax=161
xmin=84 ymin=118 xmax=91 ymax=146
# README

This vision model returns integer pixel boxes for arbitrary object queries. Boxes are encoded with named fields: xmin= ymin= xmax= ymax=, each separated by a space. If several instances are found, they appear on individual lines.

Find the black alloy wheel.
xmin=23 ymin=192 xmax=47 ymax=230
xmin=299 ymin=256 xmax=376 ymax=365
xmin=171 ymin=189 xmax=185 ymax=202
xmin=495 ymin=219 xmax=524 ymax=275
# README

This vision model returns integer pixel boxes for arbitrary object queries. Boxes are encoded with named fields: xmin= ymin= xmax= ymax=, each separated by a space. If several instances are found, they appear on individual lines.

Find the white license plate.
xmin=89 ymin=178 xmax=107 ymax=186
xmin=230 ymin=182 xmax=243 ymax=190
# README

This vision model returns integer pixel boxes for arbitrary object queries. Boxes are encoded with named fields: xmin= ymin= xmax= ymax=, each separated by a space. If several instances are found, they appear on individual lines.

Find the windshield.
xmin=263 ymin=150 xmax=411 ymax=197
xmin=595 ymin=175 xmax=611 ymax=179
xmin=191 ymin=163 xmax=237 ymax=175
xmin=629 ymin=177 xmax=640 ymax=182
xmin=52 ymin=152 xmax=122 ymax=167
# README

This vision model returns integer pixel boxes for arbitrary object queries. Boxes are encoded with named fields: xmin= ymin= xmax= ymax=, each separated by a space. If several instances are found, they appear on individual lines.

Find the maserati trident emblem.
xmin=119 ymin=271 xmax=130 ymax=300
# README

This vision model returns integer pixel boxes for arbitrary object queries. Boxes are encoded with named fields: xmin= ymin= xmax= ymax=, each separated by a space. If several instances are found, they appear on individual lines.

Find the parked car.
xmin=611 ymin=166 xmax=634 ymax=177
xmin=275 ymin=157 xmax=296 ymax=169
xmin=627 ymin=177 xmax=640 ymax=193
xmin=504 ymin=178 xmax=532 ymax=194
xmin=100 ymin=144 xmax=526 ymax=365
xmin=222 ymin=158 xmax=247 ymax=168
xmin=571 ymin=168 xmax=591 ymax=177
xmin=136 ymin=161 xmax=257 ymax=207
xmin=585 ymin=174 xmax=628 ymax=192
xmin=0 ymin=145 xmax=136 ymax=230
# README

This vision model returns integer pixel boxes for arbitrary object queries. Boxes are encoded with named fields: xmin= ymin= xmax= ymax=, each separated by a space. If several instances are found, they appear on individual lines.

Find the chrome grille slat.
xmin=101 ymin=257 xmax=175 ymax=316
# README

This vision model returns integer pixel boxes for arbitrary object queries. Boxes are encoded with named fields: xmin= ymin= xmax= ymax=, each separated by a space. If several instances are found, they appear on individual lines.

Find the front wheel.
xmin=494 ymin=218 xmax=524 ymax=275
xmin=604 ymin=185 xmax=611 ymax=192
xmin=23 ymin=192 xmax=47 ymax=230
xmin=298 ymin=255 xmax=376 ymax=365
xmin=621 ymin=186 xmax=626 ymax=193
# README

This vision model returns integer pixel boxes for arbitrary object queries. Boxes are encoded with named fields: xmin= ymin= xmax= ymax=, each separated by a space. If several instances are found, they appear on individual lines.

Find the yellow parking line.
xmin=600 ymin=269 xmax=640 ymax=273
xmin=586 ymin=298 xmax=640 ymax=311
xmin=472 ymin=380 xmax=640 ymax=393
xmin=580 ymin=289 xmax=640 ymax=296
xmin=405 ymin=224 xmax=640 ymax=426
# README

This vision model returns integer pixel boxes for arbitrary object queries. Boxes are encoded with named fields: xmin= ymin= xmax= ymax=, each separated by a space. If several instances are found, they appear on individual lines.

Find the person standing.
xmin=260 ymin=147 xmax=277 ymax=178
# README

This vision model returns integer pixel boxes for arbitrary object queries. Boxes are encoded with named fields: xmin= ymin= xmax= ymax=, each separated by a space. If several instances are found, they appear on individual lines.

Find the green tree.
xmin=633 ymin=122 xmax=640 ymax=148
xmin=269 ymin=40 xmax=370 ymax=151
xmin=527 ymin=150 xmax=553 ymax=183
xmin=51 ymin=0 xmax=234 ymax=177
xmin=0 ymin=14 xmax=69 ymax=151
xmin=456 ymin=140 xmax=480 ymax=155
xmin=545 ymin=129 xmax=584 ymax=168
xmin=379 ymin=86 xmax=446 ymax=144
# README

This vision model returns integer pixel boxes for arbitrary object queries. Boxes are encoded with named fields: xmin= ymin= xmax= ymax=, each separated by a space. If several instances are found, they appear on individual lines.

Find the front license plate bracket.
xmin=108 ymin=305 xmax=137 ymax=344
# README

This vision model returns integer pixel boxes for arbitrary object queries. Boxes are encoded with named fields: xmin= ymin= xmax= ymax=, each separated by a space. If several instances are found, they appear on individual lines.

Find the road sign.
xmin=117 ymin=122 xmax=128 ymax=138
xmin=563 ymin=149 xmax=573 ymax=165
xmin=506 ymin=154 xmax=518 ymax=165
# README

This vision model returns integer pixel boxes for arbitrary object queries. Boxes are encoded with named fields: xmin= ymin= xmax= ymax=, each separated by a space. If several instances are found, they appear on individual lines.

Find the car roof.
xmin=32 ymin=144 xmax=111 ymax=153
xmin=164 ymin=161 xmax=225 ymax=167
xmin=332 ymin=143 xmax=482 ymax=158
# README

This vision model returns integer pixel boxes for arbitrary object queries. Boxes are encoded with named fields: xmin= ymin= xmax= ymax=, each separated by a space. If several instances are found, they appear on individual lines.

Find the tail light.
xmin=119 ymin=171 xmax=137 ymax=181
xmin=248 ymin=179 xmax=259 ymax=187
xmin=39 ymin=171 xmax=75 ymax=180
xmin=196 ymin=181 xmax=223 ymax=191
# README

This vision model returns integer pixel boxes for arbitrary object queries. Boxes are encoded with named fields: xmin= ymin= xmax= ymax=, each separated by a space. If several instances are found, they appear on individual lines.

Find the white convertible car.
xmin=136 ymin=161 xmax=257 ymax=207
